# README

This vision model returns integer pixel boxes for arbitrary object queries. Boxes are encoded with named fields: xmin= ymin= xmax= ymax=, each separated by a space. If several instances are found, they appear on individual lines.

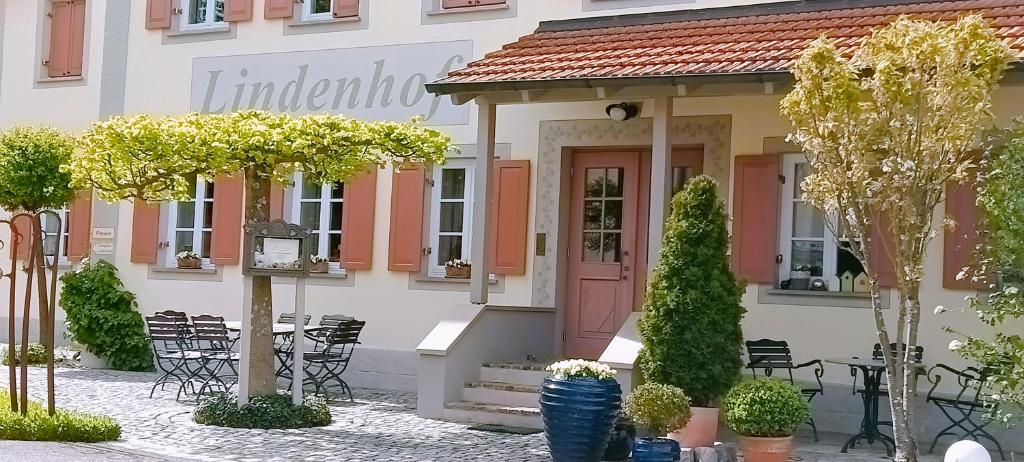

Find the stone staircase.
xmin=442 ymin=360 xmax=547 ymax=429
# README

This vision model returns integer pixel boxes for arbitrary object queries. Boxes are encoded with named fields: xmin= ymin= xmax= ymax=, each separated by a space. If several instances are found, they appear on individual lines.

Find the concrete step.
xmin=443 ymin=401 xmax=543 ymax=429
xmin=479 ymin=360 xmax=549 ymax=387
xmin=463 ymin=381 xmax=541 ymax=408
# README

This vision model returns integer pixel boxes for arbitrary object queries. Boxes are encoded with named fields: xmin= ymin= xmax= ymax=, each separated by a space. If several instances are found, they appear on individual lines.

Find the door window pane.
xmin=603 ymin=200 xmax=622 ymax=230
xmin=582 ymin=232 xmax=602 ymax=263
xmin=602 ymin=233 xmax=621 ymax=263
xmin=585 ymin=168 xmax=605 ymax=198
xmin=672 ymin=166 xmax=694 ymax=194
xmin=583 ymin=200 xmax=602 ymax=230
xmin=604 ymin=168 xmax=623 ymax=197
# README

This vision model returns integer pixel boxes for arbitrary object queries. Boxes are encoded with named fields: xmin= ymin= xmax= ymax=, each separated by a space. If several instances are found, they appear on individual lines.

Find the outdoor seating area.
xmin=146 ymin=311 xmax=364 ymax=402
xmin=744 ymin=338 xmax=1006 ymax=459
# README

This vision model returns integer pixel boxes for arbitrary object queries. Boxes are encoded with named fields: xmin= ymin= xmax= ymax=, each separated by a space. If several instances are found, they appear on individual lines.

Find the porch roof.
xmin=425 ymin=0 xmax=1024 ymax=97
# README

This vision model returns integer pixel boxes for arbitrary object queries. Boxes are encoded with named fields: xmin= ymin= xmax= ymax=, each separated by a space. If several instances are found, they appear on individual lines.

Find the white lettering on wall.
xmin=191 ymin=41 xmax=473 ymax=125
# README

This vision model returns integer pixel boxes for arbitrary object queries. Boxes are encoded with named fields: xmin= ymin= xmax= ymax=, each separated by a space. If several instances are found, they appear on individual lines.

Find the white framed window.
xmin=181 ymin=0 xmax=225 ymax=30
xmin=428 ymin=163 xmax=474 ymax=277
xmin=291 ymin=172 xmax=345 ymax=272
xmin=779 ymin=154 xmax=865 ymax=292
xmin=302 ymin=0 xmax=334 ymax=21
xmin=166 ymin=180 xmax=215 ymax=267
xmin=41 ymin=206 xmax=70 ymax=263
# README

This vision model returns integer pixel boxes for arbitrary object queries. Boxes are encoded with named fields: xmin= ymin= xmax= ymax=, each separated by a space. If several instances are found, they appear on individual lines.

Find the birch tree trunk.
xmin=244 ymin=170 xmax=277 ymax=397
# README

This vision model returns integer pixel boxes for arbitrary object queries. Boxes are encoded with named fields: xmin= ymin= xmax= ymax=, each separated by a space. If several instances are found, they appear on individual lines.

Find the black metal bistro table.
xmin=223 ymin=321 xmax=323 ymax=336
xmin=825 ymin=357 xmax=927 ymax=457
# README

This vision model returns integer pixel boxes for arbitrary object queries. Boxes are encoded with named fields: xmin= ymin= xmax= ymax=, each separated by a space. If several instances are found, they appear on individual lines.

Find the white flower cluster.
xmin=176 ymin=250 xmax=200 ymax=260
xmin=309 ymin=255 xmax=329 ymax=263
xmin=445 ymin=259 xmax=471 ymax=269
xmin=546 ymin=359 xmax=617 ymax=380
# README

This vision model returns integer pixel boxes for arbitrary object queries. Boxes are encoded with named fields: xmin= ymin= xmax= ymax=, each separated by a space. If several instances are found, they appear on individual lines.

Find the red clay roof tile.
xmin=433 ymin=0 xmax=1024 ymax=90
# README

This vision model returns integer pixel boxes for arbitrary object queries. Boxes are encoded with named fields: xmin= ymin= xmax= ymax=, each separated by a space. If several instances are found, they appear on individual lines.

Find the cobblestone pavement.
xmin=2 ymin=367 xmax=549 ymax=462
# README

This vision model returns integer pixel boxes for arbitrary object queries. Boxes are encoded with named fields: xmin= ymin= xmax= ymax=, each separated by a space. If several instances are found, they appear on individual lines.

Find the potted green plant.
xmin=176 ymin=250 xmax=202 ymax=269
xmin=309 ymin=255 xmax=329 ymax=273
xmin=724 ymin=379 xmax=809 ymax=462
xmin=444 ymin=259 xmax=471 ymax=278
xmin=637 ymin=176 xmax=745 ymax=448
xmin=623 ymin=383 xmax=691 ymax=462
xmin=540 ymin=359 xmax=620 ymax=462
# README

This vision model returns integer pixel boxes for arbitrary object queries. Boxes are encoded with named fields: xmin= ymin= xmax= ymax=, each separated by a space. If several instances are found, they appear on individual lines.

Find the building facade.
xmin=2 ymin=0 xmax=1023 ymax=443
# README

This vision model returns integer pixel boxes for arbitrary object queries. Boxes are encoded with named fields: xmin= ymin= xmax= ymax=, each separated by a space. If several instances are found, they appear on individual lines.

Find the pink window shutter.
xmin=264 ymin=0 xmax=294 ymax=19
xmin=225 ymin=0 xmax=253 ymax=21
xmin=341 ymin=169 xmax=378 ymax=270
xmin=487 ymin=160 xmax=530 ymax=275
xmin=131 ymin=201 xmax=160 ymax=264
xmin=68 ymin=0 xmax=87 ymax=77
xmin=731 ymin=154 xmax=780 ymax=284
xmin=387 ymin=165 xmax=426 ymax=272
xmin=268 ymin=184 xmax=285 ymax=221
xmin=145 ymin=0 xmax=173 ymax=29
xmin=47 ymin=1 xmax=73 ymax=78
xmin=333 ymin=0 xmax=359 ymax=18
xmin=943 ymin=178 xmax=984 ymax=290
xmin=442 ymin=0 xmax=504 ymax=8
xmin=210 ymin=174 xmax=244 ymax=265
xmin=12 ymin=214 xmax=34 ymax=262
xmin=869 ymin=211 xmax=898 ymax=287
xmin=67 ymin=190 xmax=93 ymax=262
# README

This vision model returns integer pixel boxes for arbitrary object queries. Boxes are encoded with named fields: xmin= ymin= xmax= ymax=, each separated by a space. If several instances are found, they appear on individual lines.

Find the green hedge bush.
xmin=724 ymin=379 xmax=809 ymax=438
xmin=637 ymin=176 xmax=745 ymax=407
xmin=2 ymin=343 xmax=47 ymax=366
xmin=0 ymin=391 xmax=121 ymax=442
xmin=193 ymin=393 xmax=332 ymax=429
xmin=60 ymin=260 xmax=153 ymax=371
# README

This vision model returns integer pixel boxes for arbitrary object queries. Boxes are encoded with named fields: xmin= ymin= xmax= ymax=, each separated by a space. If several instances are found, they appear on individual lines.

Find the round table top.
xmin=223 ymin=321 xmax=322 ymax=335
xmin=825 ymin=357 xmax=928 ymax=371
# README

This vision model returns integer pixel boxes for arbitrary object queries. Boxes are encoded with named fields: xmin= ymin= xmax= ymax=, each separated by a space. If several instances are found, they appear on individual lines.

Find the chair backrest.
xmin=146 ymin=314 xmax=187 ymax=353
xmin=873 ymin=343 xmax=924 ymax=363
xmin=321 ymin=320 xmax=365 ymax=356
xmin=745 ymin=339 xmax=796 ymax=381
xmin=191 ymin=315 xmax=231 ymax=351
xmin=278 ymin=312 xmax=312 ymax=325
xmin=154 ymin=309 xmax=188 ymax=320
xmin=319 ymin=314 xmax=354 ymax=328
xmin=927 ymin=364 xmax=988 ymax=405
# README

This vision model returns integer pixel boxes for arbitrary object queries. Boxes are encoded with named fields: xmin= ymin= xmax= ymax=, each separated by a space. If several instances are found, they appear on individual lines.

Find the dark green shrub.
xmin=724 ymin=379 xmax=809 ymax=437
xmin=193 ymin=392 xmax=332 ymax=429
xmin=623 ymin=382 xmax=692 ymax=434
xmin=2 ymin=343 xmax=47 ymax=366
xmin=0 ymin=126 xmax=77 ymax=212
xmin=637 ymin=176 xmax=745 ymax=407
xmin=0 ymin=391 xmax=120 ymax=442
xmin=60 ymin=260 xmax=153 ymax=371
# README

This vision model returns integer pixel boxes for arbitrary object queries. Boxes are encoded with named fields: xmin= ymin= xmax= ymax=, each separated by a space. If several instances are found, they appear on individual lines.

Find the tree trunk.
xmin=244 ymin=170 xmax=277 ymax=397
xmin=7 ymin=218 xmax=20 ymax=412
xmin=31 ymin=214 xmax=57 ymax=416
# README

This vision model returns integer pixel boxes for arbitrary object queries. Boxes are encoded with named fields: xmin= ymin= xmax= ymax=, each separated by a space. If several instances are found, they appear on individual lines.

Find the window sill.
xmin=416 ymin=275 xmax=497 ymax=284
xmin=37 ymin=75 xmax=84 ymax=84
xmin=167 ymin=24 xmax=230 ymax=37
xmin=308 ymin=271 xmax=348 ymax=279
xmin=756 ymin=284 xmax=888 ymax=309
xmin=288 ymin=15 xmax=360 ymax=27
xmin=765 ymin=289 xmax=870 ymax=299
xmin=427 ymin=4 xmax=509 ymax=16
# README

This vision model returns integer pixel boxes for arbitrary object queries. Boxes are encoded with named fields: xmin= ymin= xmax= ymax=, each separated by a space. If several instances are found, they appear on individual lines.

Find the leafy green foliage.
xmin=0 ymin=126 xmax=77 ymax=212
xmin=0 ymin=390 xmax=120 ymax=442
xmin=724 ymin=379 xmax=809 ymax=438
xmin=73 ymin=111 xmax=452 ymax=203
xmin=60 ymin=260 xmax=153 ymax=371
xmin=947 ymin=122 xmax=1024 ymax=424
xmin=623 ymin=383 xmax=692 ymax=434
xmin=193 ymin=392 xmax=332 ymax=429
xmin=1 ymin=343 xmax=47 ymax=366
xmin=637 ymin=176 xmax=745 ymax=407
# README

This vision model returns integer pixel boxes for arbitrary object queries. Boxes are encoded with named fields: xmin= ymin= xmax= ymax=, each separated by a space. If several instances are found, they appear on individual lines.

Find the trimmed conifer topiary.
xmin=637 ymin=175 xmax=745 ymax=407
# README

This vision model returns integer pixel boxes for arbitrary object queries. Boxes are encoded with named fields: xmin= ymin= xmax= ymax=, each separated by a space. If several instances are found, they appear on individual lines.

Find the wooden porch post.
xmin=470 ymin=101 xmax=496 ymax=304
xmin=647 ymin=96 xmax=673 ymax=275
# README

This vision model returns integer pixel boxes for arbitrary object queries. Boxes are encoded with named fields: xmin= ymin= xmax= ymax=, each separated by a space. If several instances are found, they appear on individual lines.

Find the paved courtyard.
xmin=0 ymin=366 xmax=978 ymax=462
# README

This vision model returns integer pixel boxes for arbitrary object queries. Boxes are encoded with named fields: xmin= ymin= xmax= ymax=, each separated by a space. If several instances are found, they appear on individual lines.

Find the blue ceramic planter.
xmin=632 ymin=437 xmax=681 ymax=462
xmin=539 ymin=376 xmax=622 ymax=462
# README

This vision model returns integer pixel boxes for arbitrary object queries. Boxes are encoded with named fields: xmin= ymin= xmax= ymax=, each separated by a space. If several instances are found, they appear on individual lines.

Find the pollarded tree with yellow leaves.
xmin=780 ymin=16 xmax=1013 ymax=462
xmin=72 ymin=111 xmax=451 ymax=399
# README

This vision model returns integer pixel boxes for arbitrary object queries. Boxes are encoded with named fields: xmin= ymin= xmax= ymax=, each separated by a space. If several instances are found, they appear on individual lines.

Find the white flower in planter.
xmin=176 ymin=250 xmax=200 ymax=260
xmin=546 ymin=359 xmax=617 ymax=380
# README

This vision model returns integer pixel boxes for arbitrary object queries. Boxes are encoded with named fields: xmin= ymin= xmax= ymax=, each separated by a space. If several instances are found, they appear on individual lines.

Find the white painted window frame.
xmin=41 ymin=206 xmax=70 ymax=264
xmin=290 ymin=172 xmax=345 ymax=274
xmin=428 ymin=161 xmax=474 ymax=277
xmin=180 ymin=0 xmax=225 ymax=31
xmin=301 ymin=0 xmax=334 ymax=21
xmin=165 ymin=179 xmax=214 ymax=268
xmin=779 ymin=154 xmax=854 ymax=291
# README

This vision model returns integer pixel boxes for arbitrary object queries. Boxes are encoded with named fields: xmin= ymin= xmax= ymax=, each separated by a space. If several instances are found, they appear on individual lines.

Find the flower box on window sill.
xmin=176 ymin=258 xmax=202 ymax=270
xmin=445 ymin=266 xmax=471 ymax=279
xmin=310 ymin=261 xmax=329 ymax=273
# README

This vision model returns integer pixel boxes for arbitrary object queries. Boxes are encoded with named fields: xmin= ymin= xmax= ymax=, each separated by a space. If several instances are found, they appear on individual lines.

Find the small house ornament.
xmin=853 ymin=272 xmax=870 ymax=293
xmin=840 ymin=271 xmax=855 ymax=292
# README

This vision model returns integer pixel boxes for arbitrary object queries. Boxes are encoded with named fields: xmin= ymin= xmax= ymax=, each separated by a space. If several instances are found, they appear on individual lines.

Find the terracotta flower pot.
xmin=738 ymin=435 xmax=793 ymax=462
xmin=176 ymin=258 xmax=202 ymax=269
xmin=667 ymin=406 xmax=719 ymax=448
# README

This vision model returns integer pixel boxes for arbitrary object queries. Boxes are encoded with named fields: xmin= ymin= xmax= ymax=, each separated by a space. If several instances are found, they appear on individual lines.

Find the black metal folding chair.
xmin=926 ymin=364 xmax=1006 ymax=460
xmin=190 ymin=315 xmax=240 ymax=398
xmin=302 ymin=319 xmax=365 ymax=401
xmin=745 ymin=339 xmax=825 ymax=441
xmin=146 ymin=314 xmax=201 ymax=400
xmin=274 ymin=312 xmax=314 ymax=381
xmin=277 ymin=312 xmax=312 ymax=325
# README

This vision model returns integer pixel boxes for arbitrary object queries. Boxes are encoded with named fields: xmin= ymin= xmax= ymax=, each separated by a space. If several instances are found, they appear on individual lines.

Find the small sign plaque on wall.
xmin=91 ymin=242 xmax=114 ymax=255
xmin=91 ymin=228 xmax=115 ymax=239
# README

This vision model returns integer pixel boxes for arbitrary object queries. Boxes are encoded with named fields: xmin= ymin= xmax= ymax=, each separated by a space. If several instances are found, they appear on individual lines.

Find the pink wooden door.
xmin=565 ymin=152 xmax=641 ymax=359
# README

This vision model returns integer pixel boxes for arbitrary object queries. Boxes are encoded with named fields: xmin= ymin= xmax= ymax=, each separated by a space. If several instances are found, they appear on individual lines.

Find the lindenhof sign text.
xmin=191 ymin=41 xmax=472 ymax=125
